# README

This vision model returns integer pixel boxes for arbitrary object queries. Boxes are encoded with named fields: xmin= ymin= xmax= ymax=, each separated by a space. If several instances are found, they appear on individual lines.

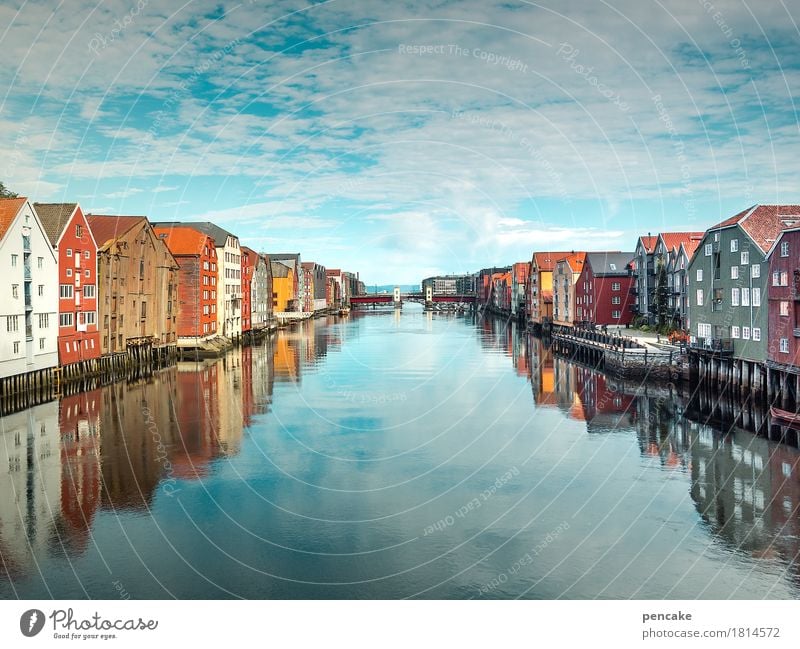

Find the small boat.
xmin=770 ymin=406 xmax=800 ymax=427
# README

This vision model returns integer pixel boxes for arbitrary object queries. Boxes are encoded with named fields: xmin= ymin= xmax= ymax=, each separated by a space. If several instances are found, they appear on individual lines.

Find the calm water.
xmin=1 ymin=304 xmax=799 ymax=599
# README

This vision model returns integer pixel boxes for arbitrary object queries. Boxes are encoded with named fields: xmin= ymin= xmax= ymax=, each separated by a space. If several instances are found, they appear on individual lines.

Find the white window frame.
xmin=731 ymin=238 xmax=739 ymax=252
xmin=752 ymin=264 xmax=760 ymax=278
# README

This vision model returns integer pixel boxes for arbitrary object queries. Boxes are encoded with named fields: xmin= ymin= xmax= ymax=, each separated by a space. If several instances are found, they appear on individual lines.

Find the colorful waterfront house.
xmin=0 ymin=198 xmax=59 ymax=380
xmin=551 ymin=252 xmax=586 ymax=328
xmin=663 ymin=235 xmax=704 ymax=330
xmin=326 ymin=268 xmax=343 ymax=308
xmin=240 ymin=246 xmax=254 ymax=334
xmin=271 ymin=260 xmax=296 ymax=312
xmin=526 ymin=252 xmax=571 ymax=327
xmin=152 ymin=226 xmax=218 ymax=344
xmin=574 ymin=252 xmax=635 ymax=326
xmin=269 ymin=254 xmax=302 ymax=311
xmin=510 ymin=261 xmax=529 ymax=319
xmin=157 ymin=222 xmax=242 ymax=340
xmin=649 ymin=232 xmax=704 ymax=330
xmin=87 ymin=215 xmax=179 ymax=356
xmin=687 ymin=204 xmax=800 ymax=364
xmin=766 ymin=226 xmax=800 ymax=370
xmin=34 ymin=202 xmax=101 ymax=368
xmin=632 ymin=234 xmax=658 ymax=323
xmin=492 ymin=270 xmax=512 ymax=313
xmin=250 ymin=253 xmax=272 ymax=331
xmin=301 ymin=262 xmax=327 ymax=312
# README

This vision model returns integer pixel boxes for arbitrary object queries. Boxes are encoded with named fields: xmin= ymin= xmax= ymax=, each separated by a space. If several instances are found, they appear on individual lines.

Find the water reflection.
xmin=0 ymin=313 xmax=799 ymax=598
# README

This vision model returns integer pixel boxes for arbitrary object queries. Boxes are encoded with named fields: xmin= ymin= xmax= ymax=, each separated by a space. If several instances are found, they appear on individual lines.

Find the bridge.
xmin=349 ymin=287 xmax=477 ymax=308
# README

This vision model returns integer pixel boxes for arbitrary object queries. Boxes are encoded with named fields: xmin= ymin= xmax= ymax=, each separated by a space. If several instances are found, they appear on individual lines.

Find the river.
xmin=1 ymin=304 xmax=798 ymax=599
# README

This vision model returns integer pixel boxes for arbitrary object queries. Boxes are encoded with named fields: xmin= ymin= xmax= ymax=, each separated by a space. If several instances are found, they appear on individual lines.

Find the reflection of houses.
xmin=273 ymin=333 xmax=301 ymax=382
xmin=0 ymin=401 xmax=60 ymax=579
xmin=56 ymin=389 xmax=101 ymax=554
xmin=575 ymin=368 xmax=636 ymax=429
xmin=527 ymin=336 xmax=556 ymax=407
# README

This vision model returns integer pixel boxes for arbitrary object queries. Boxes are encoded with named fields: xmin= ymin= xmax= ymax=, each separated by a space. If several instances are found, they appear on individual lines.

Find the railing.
xmin=23 ymin=266 xmax=32 ymax=281
xmin=22 ymin=235 xmax=31 ymax=252
xmin=25 ymin=324 xmax=33 ymax=340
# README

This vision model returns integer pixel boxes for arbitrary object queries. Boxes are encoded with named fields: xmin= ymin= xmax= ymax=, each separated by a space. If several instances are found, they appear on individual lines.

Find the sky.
xmin=1 ymin=0 xmax=799 ymax=283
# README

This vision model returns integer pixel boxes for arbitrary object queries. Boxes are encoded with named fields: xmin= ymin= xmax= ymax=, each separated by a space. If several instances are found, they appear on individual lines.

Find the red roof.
xmin=659 ymin=231 xmax=704 ymax=255
xmin=710 ymin=205 xmax=800 ymax=253
xmin=153 ymin=226 xmax=211 ymax=256
xmin=638 ymin=235 xmax=657 ymax=253
xmin=0 ymin=197 xmax=26 ymax=240
xmin=532 ymin=251 xmax=572 ymax=272
xmin=557 ymin=251 xmax=587 ymax=272
xmin=86 ymin=214 xmax=147 ymax=248
xmin=240 ymin=246 xmax=259 ymax=264
xmin=513 ymin=261 xmax=529 ymax=281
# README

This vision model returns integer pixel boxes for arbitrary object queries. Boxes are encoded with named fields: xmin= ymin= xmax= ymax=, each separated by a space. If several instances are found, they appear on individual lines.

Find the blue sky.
xmin=1 ymin=0 xmax=799 ymax=283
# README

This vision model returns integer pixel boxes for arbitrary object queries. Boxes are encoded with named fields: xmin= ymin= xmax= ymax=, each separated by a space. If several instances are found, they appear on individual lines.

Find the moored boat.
xmin=770 ymin=406 xmax=800 ymax=427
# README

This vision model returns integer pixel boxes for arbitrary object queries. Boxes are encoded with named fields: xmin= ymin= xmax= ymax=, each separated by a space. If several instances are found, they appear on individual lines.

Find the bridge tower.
xmin=393 ymin=286 xmax=401 ymax=308
xmin=425 ymin=286 xmax=433 ymax=310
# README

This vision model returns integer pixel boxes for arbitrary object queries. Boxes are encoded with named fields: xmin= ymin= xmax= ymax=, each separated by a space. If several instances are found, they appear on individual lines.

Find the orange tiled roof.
xmin=710 ymin=204 xmax=800 ymax=253
xmin=638 ymin=235 xmax=658 ymax=253
xmin=153 ymin=226 xmax=210 ymax=256
xmin=86 ymin=214 xmax=147 ymax=248
xmin=532 ymin=251 xmax=572 ymax=272
xmin=0 ymin=197 xmax=26 ymax=240
xmin=659 ymin=231 xmax=704 ymax=254
xmin=558 ymin=251 xmax=587 ymax=272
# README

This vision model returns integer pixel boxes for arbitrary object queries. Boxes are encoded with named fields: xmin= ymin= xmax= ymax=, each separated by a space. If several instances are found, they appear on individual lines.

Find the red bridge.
xmin=349 ymin=293 xmax=477 ymax=307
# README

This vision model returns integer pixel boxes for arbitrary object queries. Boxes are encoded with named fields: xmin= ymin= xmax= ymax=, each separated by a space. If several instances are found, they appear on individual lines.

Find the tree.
xmin=0 ymin=181 xmax=18 ymax=198
xmin=653 ymin=260 xmax=670 ymax=329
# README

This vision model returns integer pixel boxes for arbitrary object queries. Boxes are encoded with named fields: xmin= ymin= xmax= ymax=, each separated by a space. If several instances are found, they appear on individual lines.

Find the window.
xmin=781 ymin=241 xmax=790 ymax=257
xmin=7 ymin=315 xmax=19 ymax=332
xmin=704 ymin=244 xmax=712 ymax=256
xmin=140 ymin=259 xmax=145 ymax=278
xmin=714 ymin=232 xmax=720 ymax=242
xmin=141 ymin=302 xmax=147 ymax=318
xmin=731 ymin=288 xmax=739 ymax=306
xmin=60 ymin=284 xmax=74 ymax=298
xmin=611 ymin=282 xmax=620 ymax=291
xmin=696 ymin=269 xmax=703 ymax=282
xmin=741 ymin=288 xmax=750 ymax=306
xmin=84 ymin=250 xmax=90 ymax=259
xmin=698 ymin=323 xmax=712 ymax=338
xmin=84 ymin=311 xmax=96 ymax=325
xmin=39 ymin=337 xmax=45 ymax=349
xmin=11 ymin=254 xmax=17 ymax=266
xmin=780 ymin=338 xmax=789 ymax=353
xmin=85 ymin=269 xmax=89 ymax=277
xmin=743 ymin=326 xmax=750 ymax=340
xmin=66 ymin=248 xmax=72 ymax=257
xmin=781 ymin=301 xmax=790 ymax=316
xmin=66 ymin=268 xmax=72 ymax=277
xmin=753 ymin=328 xmax=761 ymax=341
xmin=38 ymin=313 xmax=49 ymax=328
xmin=83 ymin=285 xmax=95 ymax=298
xmin=612 ymin=296 xmax=621 ymax=304
xmin=38 ymin=285 xmax=44 ymax=296
xmin=753 ymin=289 xmax=761 ymax=307
xmin=59 ymin=313 xmax=73 ymax=327
xmin=773 ymin=272 xmax=781 ymax=286
xmin=731 ymin=238 xmax=739 ymax=252
xmin=13 ymin=341 xmax=19 ymax=354
xmin=731 ymin=266 xmax=739 ymax=280
xmin=37 ymin=256 xmax=43 ymax=268
xmin=696 ymin=289 xmax=704 ymax=306
xmin=612 ymin=310 xmax=621 ymax=319
xmin=731 ymin=326 xmax=740 ymax=339
xmin=741 ymin=251 xmax=749 ymax=265
xmin=752 ymin=264 xmax=760 ymax=278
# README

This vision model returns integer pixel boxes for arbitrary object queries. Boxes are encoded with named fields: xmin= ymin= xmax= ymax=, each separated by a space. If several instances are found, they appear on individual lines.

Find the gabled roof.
xmin=152 ymin=226 xmax=211 ymax=256
xmin=0 ymin=197 xmax=26 ymax=240
xmin=585 ymin=252 xmax=634 ymax=276
xmin=240 ymin=246 xmax=259 ymax=264
xmin=556 ymin=251 xmax=587 ymax=272
xmin=657 ymin=232 xmax=704 ymax=255
xmin=531 ymin=251 xmax=572 ymax=272
xmin=86 ymin=215 xmax=147 ymax=248
xmin=637 ymin=235 xmax=657 ymax=254
xmin=153 ymin=221 xmax=236 ymax=247
xmin=271 ymin=260 xmax=291 ymax=277
xmin=33 ymin=202 xmax=78 ymax=246
xmin=709 ymin=204 xmax=800 ymax=253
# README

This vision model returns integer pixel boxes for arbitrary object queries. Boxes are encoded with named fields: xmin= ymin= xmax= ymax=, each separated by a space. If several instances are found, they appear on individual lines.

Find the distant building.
xmin=269 ymin=253 xmax=301 ymax=311
xmin=35 ymin=202 xmax=101 ymax=368
xmin=251 ymin=253 xmax=273 ymax=331
xmin=241 ymin=247 xmax=254 ymax=333
xmin=574 ymin=252 xmax=635 ymax=326
xmin=301 ymin=261 xmax=327 ymax=312
xmin=510 ymin=262 xmax=529 ymax=319
xmin=421 ymin=274 xmax=475 ymax=296
xmin=527 ymin=252 xmax=571 ymax=328
xmin=0 ymin=198 xmax=59 ymax=380
xmin=271 ymin=260 xmax=296 ymax=312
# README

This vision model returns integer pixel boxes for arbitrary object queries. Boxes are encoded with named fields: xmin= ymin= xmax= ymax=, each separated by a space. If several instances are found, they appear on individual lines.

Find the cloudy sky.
xmin=1 ymin=0 xmax=798 ymax=282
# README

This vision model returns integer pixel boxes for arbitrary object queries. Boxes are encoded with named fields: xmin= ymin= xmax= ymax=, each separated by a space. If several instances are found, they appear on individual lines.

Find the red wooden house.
xmin=241 ymin=246 xmax=257 ymax=334
xmin=153 ymin=226 xmax=217 ymax=342
xmin=34 ymin=203 xmax=101 ymax=366
xmin=767 ymin=227 xmax=800 ymax=368
xmin=574 ymin=252 xmax=635 ymax=326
